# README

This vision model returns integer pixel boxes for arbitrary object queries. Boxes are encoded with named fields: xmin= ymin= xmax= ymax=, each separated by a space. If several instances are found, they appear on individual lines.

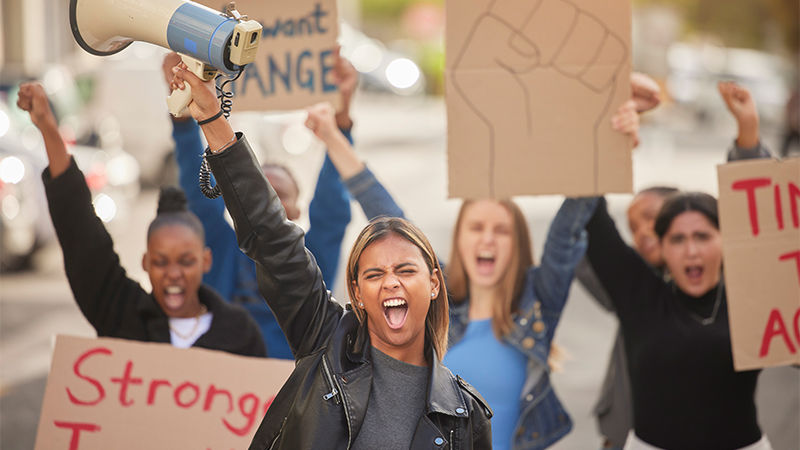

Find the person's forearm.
xmin=40 ymin=124 xmax=70 ymax=178
xmin=736 ymin=117 xmax=759 ymax=149
xmin=324 ymin=130 xmax=364 ymax=179
xmin=201 ymin=116 xmax=237 ymax=154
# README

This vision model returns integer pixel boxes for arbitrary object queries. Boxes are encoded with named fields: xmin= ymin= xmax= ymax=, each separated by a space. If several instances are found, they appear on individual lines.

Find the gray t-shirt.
xmin=351 ymin=346 xmax=430 ymax=450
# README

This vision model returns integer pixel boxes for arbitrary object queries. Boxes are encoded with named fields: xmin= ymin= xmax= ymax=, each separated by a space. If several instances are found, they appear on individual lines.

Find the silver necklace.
xmin=678 ymin=282 xmax=724 ymax=326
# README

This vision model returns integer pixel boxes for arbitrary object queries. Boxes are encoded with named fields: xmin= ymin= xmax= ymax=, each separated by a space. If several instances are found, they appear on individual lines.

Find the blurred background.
xmin=1 ymin=0 xmax=798 ymax=449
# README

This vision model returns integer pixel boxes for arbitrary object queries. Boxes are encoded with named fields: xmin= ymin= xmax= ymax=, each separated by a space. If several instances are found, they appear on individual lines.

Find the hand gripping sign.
xmin=717 ymin=158 xmax=800 ymax=370
xmin=35 ymin=336 xmax=293 ymax=450
xmin=446 ymin=0 xmax=632 ymax=198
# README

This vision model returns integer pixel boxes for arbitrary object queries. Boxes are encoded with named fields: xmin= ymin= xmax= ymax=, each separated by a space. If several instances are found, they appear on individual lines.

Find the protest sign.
xmin=196 ymin=0 xmax=339 ymax=111
xmin=34 ymin=335 xmax=294 ymax=449
xmin=445 ymin=0 xmax=632 ymax=198
xmin=717 ymin=158 xmax=800 ymax=370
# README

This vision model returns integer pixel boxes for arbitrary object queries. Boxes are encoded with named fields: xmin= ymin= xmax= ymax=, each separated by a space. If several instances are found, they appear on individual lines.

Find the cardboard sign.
xmin=34 ymin=335 xmax=294 ymax=450
xmin=196 ymin=0 xmax=339 ymax=112
xmin=445 ymin=0 xmax=632 ymax=198
xmin=717 ymin=158 xmax=800 ymax=370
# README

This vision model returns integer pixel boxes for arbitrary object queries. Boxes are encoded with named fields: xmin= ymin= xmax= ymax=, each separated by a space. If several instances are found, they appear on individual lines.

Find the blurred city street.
xmin=1 ymin=92 xmax=798 ymax=449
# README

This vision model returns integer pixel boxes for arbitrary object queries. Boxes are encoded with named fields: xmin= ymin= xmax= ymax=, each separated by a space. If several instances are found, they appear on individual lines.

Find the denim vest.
xmin=448 ymin=197 xmax=598 ymax=450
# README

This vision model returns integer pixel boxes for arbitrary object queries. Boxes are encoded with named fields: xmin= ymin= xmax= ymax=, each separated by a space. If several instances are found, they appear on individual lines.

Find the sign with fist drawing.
xmin=446 ymin=0 xmax=632 ymax=198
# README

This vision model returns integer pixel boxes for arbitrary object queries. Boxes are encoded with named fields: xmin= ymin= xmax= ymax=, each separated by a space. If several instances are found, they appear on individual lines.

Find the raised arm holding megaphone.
xmin=70 ymin=0 xmax=262 ymax=116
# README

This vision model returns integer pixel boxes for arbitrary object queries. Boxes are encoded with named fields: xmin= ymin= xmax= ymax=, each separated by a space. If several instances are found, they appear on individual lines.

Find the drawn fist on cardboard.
xmin=450 ymin=0 xmax=628 ymax=197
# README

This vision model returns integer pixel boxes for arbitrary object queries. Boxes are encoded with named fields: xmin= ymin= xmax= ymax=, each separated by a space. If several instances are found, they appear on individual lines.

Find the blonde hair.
xmin=346 ymin=217 xmax=449 ymax=361
xmin=446 ymin=199 xmax=534 ymax=339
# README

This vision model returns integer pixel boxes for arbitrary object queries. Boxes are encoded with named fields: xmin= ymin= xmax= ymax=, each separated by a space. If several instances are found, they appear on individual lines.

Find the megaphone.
xmin=70 ymin=0 xmax=262 ymax=116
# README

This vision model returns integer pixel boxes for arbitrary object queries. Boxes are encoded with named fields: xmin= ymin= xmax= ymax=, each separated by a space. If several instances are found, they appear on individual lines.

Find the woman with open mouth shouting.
xmin=581 ymin=82 xmax=774 ymax=450
xmin=171 ymin=63 xmax=493 ymax=449
xmin=18 ymin=82 xmax=265 ymax=358
xmin=584 ymin=192 xmax=770 ymax=450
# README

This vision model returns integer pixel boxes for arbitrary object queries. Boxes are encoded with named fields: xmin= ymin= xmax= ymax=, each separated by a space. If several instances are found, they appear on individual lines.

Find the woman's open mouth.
xmin=382 ymin=298 xmax=409 ymax=330
xmin=163 ymin=285 xmax=186 ymax=310
xmin=685 ymin=265 xmax=704 ymax=282
xmin=476 ymin=251 xmax=496 ymax=276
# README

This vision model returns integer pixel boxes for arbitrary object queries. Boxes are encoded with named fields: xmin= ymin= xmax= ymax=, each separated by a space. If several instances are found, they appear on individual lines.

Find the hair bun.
xmin=157 ymin=186 xmax=188 ymax=215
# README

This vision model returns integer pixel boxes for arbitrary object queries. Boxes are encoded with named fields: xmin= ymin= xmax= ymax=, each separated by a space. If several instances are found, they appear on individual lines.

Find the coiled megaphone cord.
xmin=199 ymin=68 xmax=244 ymax=199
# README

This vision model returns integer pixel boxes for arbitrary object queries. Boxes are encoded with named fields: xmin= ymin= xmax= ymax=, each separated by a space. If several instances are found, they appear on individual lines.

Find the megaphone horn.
xmin=70 ymin=0 xmax=260 ymax=77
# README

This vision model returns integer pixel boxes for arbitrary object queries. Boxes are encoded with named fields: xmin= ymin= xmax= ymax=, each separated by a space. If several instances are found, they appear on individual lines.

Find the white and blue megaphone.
xmin=70 ymin=0 xmax=262 ymax=116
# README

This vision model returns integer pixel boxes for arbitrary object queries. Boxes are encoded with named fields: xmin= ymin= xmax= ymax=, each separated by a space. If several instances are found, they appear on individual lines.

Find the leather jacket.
xmin=207 ymin=134 xmax=493 ymax=449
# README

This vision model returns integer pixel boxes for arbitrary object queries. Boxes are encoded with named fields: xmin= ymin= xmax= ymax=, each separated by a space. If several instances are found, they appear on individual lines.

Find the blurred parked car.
xmin=0 ymin=131 xmax=49 ymax=271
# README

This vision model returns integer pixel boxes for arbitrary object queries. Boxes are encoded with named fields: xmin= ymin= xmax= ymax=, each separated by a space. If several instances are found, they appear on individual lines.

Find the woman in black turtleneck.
xmin=585 ymin=192 xmax=770 ymax=450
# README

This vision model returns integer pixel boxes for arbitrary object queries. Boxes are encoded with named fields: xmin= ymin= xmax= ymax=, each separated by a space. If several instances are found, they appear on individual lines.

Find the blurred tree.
xmin=635 ymin=0 xmax=798 ymax=52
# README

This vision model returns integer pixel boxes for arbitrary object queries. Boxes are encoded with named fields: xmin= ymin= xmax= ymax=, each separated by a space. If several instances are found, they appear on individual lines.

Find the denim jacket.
xmin=343 ymin=167 xmax=598 ymax=449
xmin=449 ymin=198 xmax=598 ymax=450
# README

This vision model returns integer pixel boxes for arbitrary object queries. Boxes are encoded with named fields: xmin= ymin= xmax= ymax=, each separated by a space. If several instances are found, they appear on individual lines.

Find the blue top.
xmin=171 ymin=119 xmax=352 ymax=359
xmin=444 ymin=319 xmax=526 ymax=450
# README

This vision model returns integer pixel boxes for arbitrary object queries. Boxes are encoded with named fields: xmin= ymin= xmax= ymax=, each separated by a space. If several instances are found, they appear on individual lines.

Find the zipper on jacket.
xmin=267 ymin=416 xmax=287 ymax=450
xmin=321 ymin=356 xmax=341 ymax=404
xmin=321 ymin=355 xmax=355 ymax=450
xmin=449 ymin=429 xmax=454 ymax=449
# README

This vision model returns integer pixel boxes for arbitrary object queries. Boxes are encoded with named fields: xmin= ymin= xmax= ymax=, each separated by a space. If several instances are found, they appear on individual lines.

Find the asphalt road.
xmin=1 ymin=94 xmax=798 ymax=449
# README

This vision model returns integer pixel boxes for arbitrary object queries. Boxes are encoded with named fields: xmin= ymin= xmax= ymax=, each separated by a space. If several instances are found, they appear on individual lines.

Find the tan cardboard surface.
xmin=34 ymin=335 xmax=294 ymax=449
xmin=196 ymin=0 xmax=339 ymax=112
xmin=717 ymin=158 xmax=800 ymax=370
xmin=445 ymin=0 xmax=632 ymax=198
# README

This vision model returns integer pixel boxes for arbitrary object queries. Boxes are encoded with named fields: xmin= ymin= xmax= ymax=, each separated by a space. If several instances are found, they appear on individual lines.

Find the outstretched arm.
xmin=170 ymin=63 xmax=341 ymax=357
xmin=162 ymin=52 xmax=251 ymax=303
xmin=305 ymin=103 xmax=406 ymax=220
xmin=534 ymin=101 xmax=640 ymax=323
xmin=18 ymin=83 xmax=145 ymax=335
xmin=719 ymin=81 xmax=773 ymax=161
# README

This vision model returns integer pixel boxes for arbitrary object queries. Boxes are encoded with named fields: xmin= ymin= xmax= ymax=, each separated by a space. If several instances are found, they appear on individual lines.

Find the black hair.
xmin=654 ymin=192 xmax=718 ymax=239
xmin=146 ymin=186 xmax=205 ymax=241
xmin=637 ymin=185 xmax=679 ymax=198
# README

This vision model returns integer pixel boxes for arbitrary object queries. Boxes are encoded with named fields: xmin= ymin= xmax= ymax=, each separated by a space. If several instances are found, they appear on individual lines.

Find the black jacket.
xmin=43 ymin=158 xmax=265 ymax=357
xmin=207 ymin=134 xmax=493 ymax=449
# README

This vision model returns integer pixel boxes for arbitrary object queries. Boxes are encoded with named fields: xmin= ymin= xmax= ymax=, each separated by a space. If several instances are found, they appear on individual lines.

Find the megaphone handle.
xmin=167 ymin=84 xmax=192 ymax=117
xmin=167 ymin=54 xmax=216 ymax=117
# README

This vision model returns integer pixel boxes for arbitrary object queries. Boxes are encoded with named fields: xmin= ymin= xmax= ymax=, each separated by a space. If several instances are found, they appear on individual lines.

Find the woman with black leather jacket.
xmin=170 ymin=60 xmax=492 ymax=449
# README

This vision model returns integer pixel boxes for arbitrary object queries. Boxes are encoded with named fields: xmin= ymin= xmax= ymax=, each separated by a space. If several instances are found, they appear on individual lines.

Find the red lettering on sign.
xmin=790 ymin=182 xmax=800 ymax=228
xmin=732 ymin=178 xmax=772 ymax=236
xmin=795 ymin=309 xmax=800 ymax=349
xmin=174 ymin=381 xmax=201 ymax=408
xmin=204 ymin=385 xmax=234 ymax=413
xmin=222 ymin=393 xmax=261 ymax=437
xmin=760 ymin=308 xmax=798 ymax=357
xmin=110 ymin=361 xmax=143 ymax=407
xmin=54 ymin=421 xmax=100 ymax=450
xmin=146 ymin=379 xmax=172 ymax=405
xmin=779 ymin=250 xmax=800 ymax=284
xmin=774 ymin=185 xmax=784 ymax=230
xmin=67 ymin=347 xmax=111 ymax=406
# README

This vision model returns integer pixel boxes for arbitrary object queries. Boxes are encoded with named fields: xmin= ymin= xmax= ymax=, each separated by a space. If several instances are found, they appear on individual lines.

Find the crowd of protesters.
xmin=17 ymin=32 xmax=792 ymax=448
